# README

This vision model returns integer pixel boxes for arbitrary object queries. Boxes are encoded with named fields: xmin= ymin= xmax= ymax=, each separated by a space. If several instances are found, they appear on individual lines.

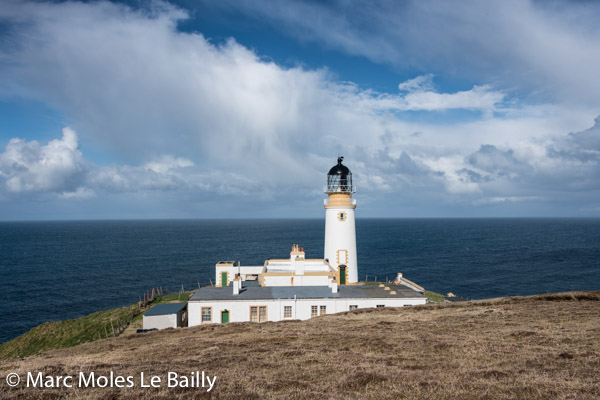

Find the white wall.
xmin=143 ymin=314 xmax=178 ymax=330
xmin=263 ymin=274 xmax=329 ymax=287
xmin=215 ymin=266 xmax=263 ymax=286
xmin=188 ymin=296 xmax=425 ymax=326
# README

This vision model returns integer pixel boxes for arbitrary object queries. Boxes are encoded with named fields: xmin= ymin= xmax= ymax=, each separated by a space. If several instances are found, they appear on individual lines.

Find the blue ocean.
xmin=1 ymin=218 xmax=599 ymax=344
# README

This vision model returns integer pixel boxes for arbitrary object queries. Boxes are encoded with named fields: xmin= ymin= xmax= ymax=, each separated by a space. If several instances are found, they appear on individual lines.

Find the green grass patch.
xmin=424 ymin=290 xmax=446 ymax=303
xmin=0 ymin=291 xmax=194 ymax=359
xmin=0 ymin=304 xmax=138 ymax=359
xmin=153 ymin=291 xmax=191 ymax=303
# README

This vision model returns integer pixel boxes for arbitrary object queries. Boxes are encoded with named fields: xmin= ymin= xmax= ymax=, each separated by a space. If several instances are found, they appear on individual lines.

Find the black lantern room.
xmin=326 ymin=157 xmax=354 ymax=193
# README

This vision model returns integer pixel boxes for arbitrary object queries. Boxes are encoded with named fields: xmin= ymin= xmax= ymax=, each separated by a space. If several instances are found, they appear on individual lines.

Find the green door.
xmin=221 ymin=272 xmax=228 ymax=287
xmin=221 ymin=310 xmax=229 ymax=324
xmin=339 ymin=266 xmax=346 ymax=285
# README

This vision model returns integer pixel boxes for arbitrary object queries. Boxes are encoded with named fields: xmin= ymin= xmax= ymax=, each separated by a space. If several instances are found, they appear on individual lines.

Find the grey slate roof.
xmin=144 ymin=302 xmax=187 ymax=316
xmin=189 ymin=284 xmax=424 ymax=301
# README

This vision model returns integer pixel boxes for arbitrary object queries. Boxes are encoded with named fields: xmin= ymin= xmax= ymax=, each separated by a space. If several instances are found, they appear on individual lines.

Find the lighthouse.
xmin=324 ymin=157 xmax=358 ymax=285
xmin=186 ymin=155 xmax=428 ymax=327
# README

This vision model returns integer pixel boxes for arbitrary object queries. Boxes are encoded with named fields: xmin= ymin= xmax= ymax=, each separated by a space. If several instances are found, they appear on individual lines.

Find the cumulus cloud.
xmin=548 ymin=116 xmax=600 ymax=163
xmin=0 ymin=128 xmax=250 ymax=199
xmin=0 ymin=127 xmax=88 ymax=196
xmin=0 ymin=0 xmax=598 ymax=216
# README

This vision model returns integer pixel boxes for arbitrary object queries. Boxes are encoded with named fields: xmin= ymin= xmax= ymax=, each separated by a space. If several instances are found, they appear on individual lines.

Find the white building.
xmin=143 ymin=303 xmax=187 ymax=330
xmin=188 ymin=157 xmax=426 ymax=326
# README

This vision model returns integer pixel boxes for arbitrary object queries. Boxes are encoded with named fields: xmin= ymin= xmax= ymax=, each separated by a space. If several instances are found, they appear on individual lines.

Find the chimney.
xmin=395 ymin=272 xmax=403 ymax=284
xmin=233 ymin=278 xmax=241 ymax=295
xmin=332 ymin=282 xmax=338 ymax=293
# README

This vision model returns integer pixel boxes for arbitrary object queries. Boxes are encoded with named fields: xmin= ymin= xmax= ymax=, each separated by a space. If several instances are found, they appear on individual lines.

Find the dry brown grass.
xmin=1 ymin=291 xmax=599 ymax=399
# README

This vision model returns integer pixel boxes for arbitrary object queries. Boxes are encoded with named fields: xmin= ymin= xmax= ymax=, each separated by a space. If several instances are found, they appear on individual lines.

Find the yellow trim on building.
xmin=303 ymin=272 xmax=332 ymax=276
xmin=336 ymin=249 xmax=348 ymax=265
xmin=263 ymin=272 xmax=294 ymax=277
xmin=324 ymin=193 xmax=356 ymax=208
xmin=218 ymin=271 xmax=230 ymax=287
xmin=262 ymin=271 xmax=333 ymax=277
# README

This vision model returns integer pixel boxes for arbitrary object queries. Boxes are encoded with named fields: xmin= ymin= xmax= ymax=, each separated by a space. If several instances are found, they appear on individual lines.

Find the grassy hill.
xmin=0 ymin=292 xmax=191 ymax=359
xmin=0 ymin=291 xmax=599 ymax=399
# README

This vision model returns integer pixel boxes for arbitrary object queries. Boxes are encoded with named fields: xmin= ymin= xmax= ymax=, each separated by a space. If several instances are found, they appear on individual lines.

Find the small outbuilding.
xmin=143 ymin=303 xmax=187 ymax=330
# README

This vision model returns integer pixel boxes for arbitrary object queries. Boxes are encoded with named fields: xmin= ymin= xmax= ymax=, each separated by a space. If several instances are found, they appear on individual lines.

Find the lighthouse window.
xmin=337 ymin=212 xmax=346 ymax=221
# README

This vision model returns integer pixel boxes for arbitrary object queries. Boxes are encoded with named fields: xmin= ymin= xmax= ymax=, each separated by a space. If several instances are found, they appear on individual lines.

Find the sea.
xmin=1 ymin=218 xmax=599 ymax=344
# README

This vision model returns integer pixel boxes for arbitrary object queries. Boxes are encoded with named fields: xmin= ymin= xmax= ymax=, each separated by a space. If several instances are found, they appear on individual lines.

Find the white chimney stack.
xmin=233 ymin=279 xmax=241 ymax=295
xmin=395 ymin=272 xmax=403 ymax=284
xmin=332 ymin=282 xmax=338 ymax=293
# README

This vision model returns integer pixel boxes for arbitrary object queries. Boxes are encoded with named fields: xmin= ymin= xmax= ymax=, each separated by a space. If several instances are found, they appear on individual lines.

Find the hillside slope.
xmin=1 ymin=292 xmax=599 ymax=400
xmin=0 ymin=292 xmax=192 ymax=359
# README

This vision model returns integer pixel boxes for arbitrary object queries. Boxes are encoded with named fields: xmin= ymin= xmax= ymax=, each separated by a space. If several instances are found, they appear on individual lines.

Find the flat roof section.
xmin=189 ymin=285 xmax=424 ymax=301
xmin=144 ymin=303 xmax=187 ymax=316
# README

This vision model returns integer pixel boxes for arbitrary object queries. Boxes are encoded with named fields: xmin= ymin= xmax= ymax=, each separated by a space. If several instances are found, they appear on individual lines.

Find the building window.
xmin=201 ymin=307 xmax=212 ymax=323
xmin=250 ymin=306 xmax=268 ymax=322
xmin=311 ymin=305 xmax=318 ymax=318
xmin=349 ymin=305 xmax=358 ymax=310
xmin=311 ymin=305 xmax=328 ymax=317
xmin=284 ymin=306 xmax=292 ymax=319
xmin=259 ymin=306 xmax=267 ymax=322
xmin=376 ymin=305 xmax=385 ymax=308
xmin=337 ymin=211 xmax=347 ymax=221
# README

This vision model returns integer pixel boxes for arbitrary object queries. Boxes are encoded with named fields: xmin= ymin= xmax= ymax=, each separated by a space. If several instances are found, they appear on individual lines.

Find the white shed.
xmin=143 ymin=303 xmax=187 ymax=330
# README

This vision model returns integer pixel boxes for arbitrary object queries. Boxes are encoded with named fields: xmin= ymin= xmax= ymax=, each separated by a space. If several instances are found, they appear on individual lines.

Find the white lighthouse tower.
xmin=324 ymin=157 xmax=358 ymax=285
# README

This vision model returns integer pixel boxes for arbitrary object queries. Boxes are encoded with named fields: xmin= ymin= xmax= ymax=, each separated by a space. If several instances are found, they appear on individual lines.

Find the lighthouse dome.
xmin=328 ymin=159 xmax=351 ymax=176
xmin=326 ymin=157 xmax=354 ymax=193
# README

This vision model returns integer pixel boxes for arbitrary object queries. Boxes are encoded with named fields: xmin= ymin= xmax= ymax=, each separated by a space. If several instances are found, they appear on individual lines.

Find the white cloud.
xmin=59 ymin=187 xmax=96 ymax=200
xmin=0 ymin=127 xmax=88 ymax=195
xmin=221 ymin=0 xmax=600 ymax=107
xmin=398 ymin=82 xmax=505 ymax=113
xmin=144 ymin=156 xmax=194 ymax=175
xmin=0 ymin=127 xmax=245 ymax=199
xmin=473 ymin=196 xmax=541 ymax=205
xmin=0 ymin=1 xmax=598 ymax=216
xmin=398 ymin=74 xmax=435 ymax=92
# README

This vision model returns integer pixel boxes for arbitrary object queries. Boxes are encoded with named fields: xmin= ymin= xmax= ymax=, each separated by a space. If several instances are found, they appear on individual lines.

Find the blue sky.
xmin=0 ymin=0 xmax=599 ymax=220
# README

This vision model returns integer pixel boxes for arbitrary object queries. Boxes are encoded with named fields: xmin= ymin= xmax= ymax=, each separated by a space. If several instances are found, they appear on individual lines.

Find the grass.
xmin=0 ymin=291 xmax=193 ymax=359
xmin=153 ymin=291 xmax=191 ymax=303
xmin=0 ymin=291 xmax=598 ymax=399
xmin=0 ymin=304 xmax=138 ymax=359
xmin=424 ymin=290 xmax=446 ymax=303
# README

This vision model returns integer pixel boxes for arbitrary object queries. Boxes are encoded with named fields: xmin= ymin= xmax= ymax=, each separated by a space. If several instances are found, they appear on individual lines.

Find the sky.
xmin=0 ymin=0 xmax=599 ymax=220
